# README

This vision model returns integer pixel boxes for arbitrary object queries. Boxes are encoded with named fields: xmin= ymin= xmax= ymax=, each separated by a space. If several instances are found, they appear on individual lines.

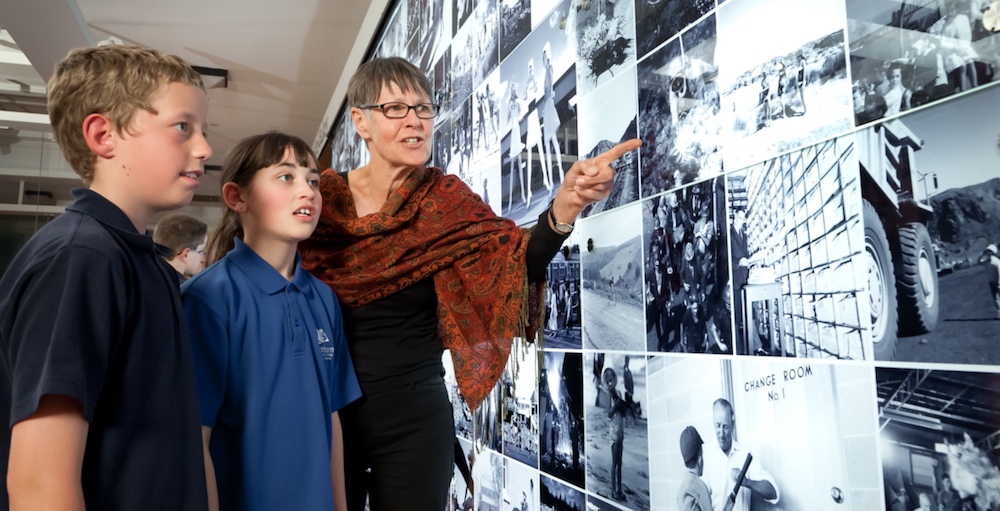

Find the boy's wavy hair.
xmin=47 ymin=45 xmax=205 ymax=185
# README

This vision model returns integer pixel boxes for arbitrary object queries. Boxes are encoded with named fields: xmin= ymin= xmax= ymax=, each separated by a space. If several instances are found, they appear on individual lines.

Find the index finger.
xmin=593 ymin=138 xmax=642 ymax=166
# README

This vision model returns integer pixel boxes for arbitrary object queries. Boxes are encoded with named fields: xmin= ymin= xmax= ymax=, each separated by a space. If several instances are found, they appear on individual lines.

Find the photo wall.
xmin=326 ymin=0 xmax=1000 ymax=509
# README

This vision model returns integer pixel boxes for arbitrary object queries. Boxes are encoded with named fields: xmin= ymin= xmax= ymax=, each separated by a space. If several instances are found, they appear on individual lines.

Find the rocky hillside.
xmin=928 ymin=177 xmax=1000 ymax=263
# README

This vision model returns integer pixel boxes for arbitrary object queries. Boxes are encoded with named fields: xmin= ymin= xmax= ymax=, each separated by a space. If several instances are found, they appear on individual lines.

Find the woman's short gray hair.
xmin=347 ymin=57 xmax=433 ymax=107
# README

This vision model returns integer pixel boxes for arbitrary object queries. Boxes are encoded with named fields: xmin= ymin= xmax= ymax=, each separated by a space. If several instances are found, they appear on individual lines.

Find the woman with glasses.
xmin=300 ymin=57 xmax=640 ymax=511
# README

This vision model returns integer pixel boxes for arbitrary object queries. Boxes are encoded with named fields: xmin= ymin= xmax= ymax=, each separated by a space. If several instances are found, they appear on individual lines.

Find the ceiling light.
xmin=192 ymin=65 xmax=228 ymax=89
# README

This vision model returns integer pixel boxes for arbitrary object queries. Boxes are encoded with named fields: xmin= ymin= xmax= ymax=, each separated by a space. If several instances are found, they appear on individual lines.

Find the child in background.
xmin=0 ymin=45 xmax=212 ymax=510
xmin=154 ymin=212 xmax=208 ymax=282
xmin=182 ymin=131 xmax=361 ymax=511
xmin=604 ymin=366 xmax=627 ymax=502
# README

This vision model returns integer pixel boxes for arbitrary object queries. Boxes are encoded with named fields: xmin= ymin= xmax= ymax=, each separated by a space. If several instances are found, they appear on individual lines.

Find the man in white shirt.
xmin=705 ymin=399 xmax=779 ymax=511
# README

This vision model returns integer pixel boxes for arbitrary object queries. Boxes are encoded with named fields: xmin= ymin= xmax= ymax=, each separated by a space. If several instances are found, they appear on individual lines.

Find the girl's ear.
xmin=351 ymin=107 xmax=372 ymax=142
xmin=82 ymin=113 xmax=116 ymax=158
xmin=222 ymin=182 xmax=247 ymax=213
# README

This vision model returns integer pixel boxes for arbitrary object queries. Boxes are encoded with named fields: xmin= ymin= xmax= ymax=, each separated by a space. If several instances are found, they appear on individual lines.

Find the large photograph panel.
xmin=727 ymin=135 xmax=870 ymax=359
xmin=648 ymin=356 xmax=882 ymax=510
xmin=716 ymin=0 xmax=853 ymax=171
xmin=577 ymin=67 xmax=639 ymax=219
xmin=877 ymin=367 xmax=1000 ymax=511
xmin=580 ymin=203 xmax=646 ymax=352
xmin=857 ymin=83 xmax=1000 ymax=364
xmin=846 ymin=0 xmax=1000 ymax=126
xmin=499 ymin=0 xmax=579 ymax=226
xmin=584 ymin=352 xmax=650 ymax=510
xmin=643 ymin=177 xmax=731 ymax=354
xmin=574 ymin=0 xmax=638 ymax=96
xmin=633 ymin=0 xmax=714 ymax=61
xmin=637 ymin=14 xmax=723 ymax=198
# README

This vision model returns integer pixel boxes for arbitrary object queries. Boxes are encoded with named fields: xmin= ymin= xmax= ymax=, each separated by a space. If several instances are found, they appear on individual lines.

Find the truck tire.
xmin=864 ymin=200 xmax=897 ymax=360
xmin=896 ymin=222 xmax=939 ymax=335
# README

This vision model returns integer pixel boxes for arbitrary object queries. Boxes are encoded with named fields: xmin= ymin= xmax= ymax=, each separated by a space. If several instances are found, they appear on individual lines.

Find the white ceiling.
xmin=0 ymin=0 xmax=388 ymax=225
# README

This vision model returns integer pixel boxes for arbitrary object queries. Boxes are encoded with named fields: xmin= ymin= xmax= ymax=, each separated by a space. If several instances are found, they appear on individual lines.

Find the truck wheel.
xmin=897 ymin=223 xmax=939 ymax=335
xmin=864 ymin=200 xmax=897 ymax=360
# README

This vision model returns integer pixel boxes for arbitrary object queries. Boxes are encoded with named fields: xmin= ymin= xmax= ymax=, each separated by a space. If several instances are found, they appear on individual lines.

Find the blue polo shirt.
xmin=0 ymin=188 xmax=207 ymax=510
xmin=181 ymin=238 xmax=361 ymax=511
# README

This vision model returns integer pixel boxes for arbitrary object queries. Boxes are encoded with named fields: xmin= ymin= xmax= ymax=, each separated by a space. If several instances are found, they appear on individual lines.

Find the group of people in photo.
xmin=645 ymin=184 xmax=731 ymax=354
xmin=851 ymin=0 xmax=998 ymax=125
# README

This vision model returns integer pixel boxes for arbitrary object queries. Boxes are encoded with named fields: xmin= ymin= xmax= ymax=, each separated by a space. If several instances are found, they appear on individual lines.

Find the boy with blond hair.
xmin=154 ymin=212 xmax=209 ymax=281
xmin=0 ymin=45 xmax=213 ymax=510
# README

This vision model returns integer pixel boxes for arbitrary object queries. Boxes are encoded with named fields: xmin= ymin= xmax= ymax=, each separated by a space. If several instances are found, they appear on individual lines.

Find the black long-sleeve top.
xmin=341 ymin=207 xmax=568 ymax=395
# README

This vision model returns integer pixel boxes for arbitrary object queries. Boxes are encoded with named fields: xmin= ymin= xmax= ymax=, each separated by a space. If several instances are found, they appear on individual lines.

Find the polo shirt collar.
xmin=66 ymin=188 xmax=165 ymax=255
xmin=227 ymin=238 xmax=310 ymax=295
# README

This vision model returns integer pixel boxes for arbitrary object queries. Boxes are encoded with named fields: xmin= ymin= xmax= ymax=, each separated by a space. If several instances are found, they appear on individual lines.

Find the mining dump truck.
xmin=857 ymin=118 xmax=939 ymax=360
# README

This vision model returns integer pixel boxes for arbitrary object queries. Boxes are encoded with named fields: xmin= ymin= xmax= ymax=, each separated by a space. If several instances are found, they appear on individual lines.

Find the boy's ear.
xmin=82 ymin=113 xmax=117 ymax=158
xmin=222 ymin=182 xmax=246 ymax=213
xmin=176 ymin=246 xmax=191 ymax=262
xmin=351 ymin=107 xmax=372 ymax=142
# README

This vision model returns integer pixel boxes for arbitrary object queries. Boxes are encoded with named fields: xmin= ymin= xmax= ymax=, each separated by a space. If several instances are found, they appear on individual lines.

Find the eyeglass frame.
xmin=357 ymin=102 xmax=440 ymax=119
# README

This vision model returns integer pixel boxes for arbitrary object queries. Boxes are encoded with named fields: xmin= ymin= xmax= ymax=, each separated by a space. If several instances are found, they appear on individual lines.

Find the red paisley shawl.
xmin=299 ymin=166 xmax=543 ymax=412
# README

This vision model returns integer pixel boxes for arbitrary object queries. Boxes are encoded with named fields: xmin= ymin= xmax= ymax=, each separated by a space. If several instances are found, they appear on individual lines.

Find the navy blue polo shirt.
xmin=0 ymin=188 xmax=208 ymax=510
xmin=182 ymin=238 xmax=361 ymax=511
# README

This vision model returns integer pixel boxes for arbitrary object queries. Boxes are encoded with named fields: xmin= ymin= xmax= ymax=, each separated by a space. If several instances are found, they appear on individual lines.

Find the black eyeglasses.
xmin=358 ymin=102 xmax=440 ymax=119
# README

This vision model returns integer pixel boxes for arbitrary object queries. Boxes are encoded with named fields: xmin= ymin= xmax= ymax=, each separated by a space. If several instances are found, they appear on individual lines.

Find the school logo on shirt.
xmin=317 ymin=328 xmax=334 ymax=360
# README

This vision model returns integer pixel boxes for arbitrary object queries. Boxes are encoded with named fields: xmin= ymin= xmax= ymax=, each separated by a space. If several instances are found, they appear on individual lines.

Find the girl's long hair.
xmin=204 ymin=131 xmax=317 ymax=265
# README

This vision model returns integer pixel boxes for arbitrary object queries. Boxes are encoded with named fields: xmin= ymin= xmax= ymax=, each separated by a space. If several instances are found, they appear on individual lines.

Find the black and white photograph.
xmin=444 ymin=350 xmax=475 ymax=441
xmin=633 ymin=0 xmax=714 ymax=61
xmin=454 ymin=0 xmax=475 ymax=36
xmin=474 ymin=69 xmax=503 ymax=162
xmin=499 ymin=0 xmax=578 ymax=226
xmin=500 ymin=0 xmax=532 ymax=61
xmin=540 ymin=474 xmax=586 ymax=511
xmin=433 ymin=112 xmax=452 ymax=172
xmin=647 ymin=355 xmax=881 ymax=510
xmin=643 ymin=177 xmax=731 ymax=354
xmin=473 ymin=151 xmax=503 ymax=216
xmin=408 ymin=0 xmax=451 ymax=73
xmin=545 ymin=233 xmax=583 ymax=349
xmin=451 ymin=11 xmax=478 ymax=106
xmin=846 ymin=0 xmax=1000 ymax=126
xmin=540 ymin=350 xmax=586 ymax=488
xmin=584 ymin=352 xmax=649 ymax=510
xmin=434 ymin=46 xmax=453 ymax=116
xmin=573 ymin=0 xmax=637 ymax=96
xmin=716 ymin=0 xmax=854 ymax=172
xmin=449 ymin=98 xmax=474 ymax=180
xmin=585 ymin=496 xmax=629 ymax=511
xmin=448 ymin=437 xmax=476 ymax=511
xmin=580 ymin=203 xmax=646 ymax=352
xmin=503 ymin=457 xmax=540 ymax=511
xmin=376 ymin=1 xmax=410 ymax=59
xmin=576 ymin=67 xmax=639 ymax=219
xmin=877 ymin=367 xmax=1000 ymax=511
xmin=328 ymin=109 xmax=368 ymax=173
xmin=727 ymin=135 xmax=870 ymax=359
xmin=859 ymin=83 xmax=1000 ymax=364
xmin=636 ymin=13 xmax=723 ymax=199
xmin=531 ymin=0 xmax=562 ymax=29
xmin=473 ymin=0 xmax=501 ymax=89
xmin=502 ymin=341 xmax=540 ymax=469
xmin=478 ymin=376 xmax=506 ymax=453
xmin=474 ymin=447 xmax=506 ymax=511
